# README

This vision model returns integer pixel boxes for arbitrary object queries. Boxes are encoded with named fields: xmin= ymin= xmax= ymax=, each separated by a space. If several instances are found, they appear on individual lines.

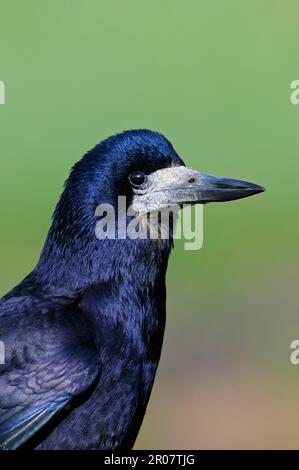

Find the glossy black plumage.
xmin=0 ymin=130 xmax=183 ymax=449
xmin=0 ymin=129 xmax=264 ymax=450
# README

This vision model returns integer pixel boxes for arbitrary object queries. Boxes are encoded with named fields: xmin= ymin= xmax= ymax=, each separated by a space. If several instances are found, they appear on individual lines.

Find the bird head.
xmin=38 ymin=129 xmax=264 ymax=287
xmin=64 ymin=128 xmax=264 ymax=215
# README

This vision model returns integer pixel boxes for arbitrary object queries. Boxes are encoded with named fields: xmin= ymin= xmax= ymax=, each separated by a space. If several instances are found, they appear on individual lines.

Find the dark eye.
xmin=129 ymin=172 xmax=146 ymax=187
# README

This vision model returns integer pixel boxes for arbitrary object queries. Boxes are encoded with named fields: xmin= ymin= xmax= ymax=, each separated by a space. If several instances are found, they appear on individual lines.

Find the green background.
xmin=1 ymin=0 xmax=298 ymax=448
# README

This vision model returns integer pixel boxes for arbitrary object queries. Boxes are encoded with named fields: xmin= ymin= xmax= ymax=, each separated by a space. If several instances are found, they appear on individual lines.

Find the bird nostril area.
xmin=188 ymin=178 xmax=196 ymax=184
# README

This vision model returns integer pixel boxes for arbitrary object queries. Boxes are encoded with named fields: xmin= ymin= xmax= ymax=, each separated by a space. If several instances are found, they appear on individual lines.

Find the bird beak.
xmin=164 ymin=169 xmax=265 ymax=205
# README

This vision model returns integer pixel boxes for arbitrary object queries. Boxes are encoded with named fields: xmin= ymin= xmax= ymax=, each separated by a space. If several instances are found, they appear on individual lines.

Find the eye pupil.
xmin=129 ymin=172 xmax=146 ymax=186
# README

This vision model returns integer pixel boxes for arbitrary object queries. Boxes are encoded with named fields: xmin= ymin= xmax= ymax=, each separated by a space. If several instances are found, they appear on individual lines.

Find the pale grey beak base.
xmin=164 ymin=172 xmax=265 ymax=205
xmin=131 ymin=166 xmax=265 ymax=214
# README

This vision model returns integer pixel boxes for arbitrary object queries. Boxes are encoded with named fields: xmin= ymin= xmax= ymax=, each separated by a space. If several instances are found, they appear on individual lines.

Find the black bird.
xmin=0 ymin=130 xmax=264 ymax=449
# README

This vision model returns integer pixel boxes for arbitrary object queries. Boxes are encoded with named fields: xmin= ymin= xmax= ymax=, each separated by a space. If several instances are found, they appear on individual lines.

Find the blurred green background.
xmin=1 ymin=0 xmax=299 ymax=449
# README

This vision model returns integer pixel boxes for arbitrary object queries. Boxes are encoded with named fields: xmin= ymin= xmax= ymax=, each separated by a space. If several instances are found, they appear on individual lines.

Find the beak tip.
xmin=252 ymin=184 xmax=266 ymax=195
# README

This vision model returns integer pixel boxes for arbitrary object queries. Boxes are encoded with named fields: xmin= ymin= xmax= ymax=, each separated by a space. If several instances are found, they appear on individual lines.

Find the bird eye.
xmin=129 ymin=172 xmax=146 ymax=187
